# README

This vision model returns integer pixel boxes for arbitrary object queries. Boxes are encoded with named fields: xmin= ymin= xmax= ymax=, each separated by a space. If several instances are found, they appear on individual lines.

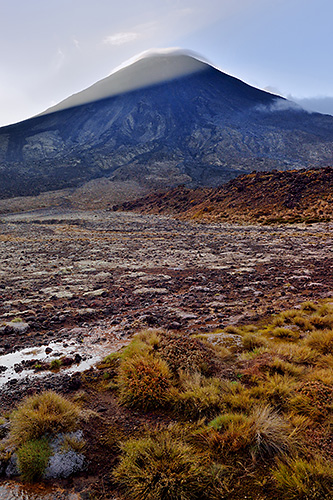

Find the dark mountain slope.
xmin=1 ymin=53 xmax=333 ymax=200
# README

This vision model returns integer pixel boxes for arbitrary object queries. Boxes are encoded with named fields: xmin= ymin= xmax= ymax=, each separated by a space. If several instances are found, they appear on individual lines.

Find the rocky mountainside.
xmin=1 ymin=50 xmax=333 ymax=200
xmin=116 ymin=166 xmax=333 ymax=224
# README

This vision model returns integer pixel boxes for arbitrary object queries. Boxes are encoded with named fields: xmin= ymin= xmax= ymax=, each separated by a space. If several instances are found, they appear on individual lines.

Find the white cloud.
xmin=103 ymin=32 xmax=140 ymax=46
xmin=256 ymin=98 xmax=303 ymax=113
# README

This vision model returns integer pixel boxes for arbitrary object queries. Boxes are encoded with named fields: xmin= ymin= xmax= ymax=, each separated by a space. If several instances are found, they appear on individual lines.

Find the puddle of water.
xmin=0 ymin=324 xmax=129 ymax=386
xmin=0 ymin=340 xmax=111 ymax=386
xmin=0 ymin=482 xmax=79 ymax=499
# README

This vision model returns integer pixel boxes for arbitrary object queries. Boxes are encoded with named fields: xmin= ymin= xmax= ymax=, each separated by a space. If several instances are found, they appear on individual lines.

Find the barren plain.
xmin=0 ymin=209 xmax=331 ymax=360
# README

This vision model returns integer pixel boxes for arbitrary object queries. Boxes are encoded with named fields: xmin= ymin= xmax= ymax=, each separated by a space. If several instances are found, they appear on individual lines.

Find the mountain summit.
xmin=0 ymin=49 xmax=333 ymax=201
xmin=41 ymin=49 xmax=209 ymax=115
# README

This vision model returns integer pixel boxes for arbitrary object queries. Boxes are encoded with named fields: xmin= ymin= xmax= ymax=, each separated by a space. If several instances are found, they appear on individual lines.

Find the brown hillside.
xmin=115 ymin=167 xmax=333 ymax=224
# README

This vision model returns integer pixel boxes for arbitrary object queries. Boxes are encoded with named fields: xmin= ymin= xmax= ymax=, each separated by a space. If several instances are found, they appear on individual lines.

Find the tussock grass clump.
xmin=207 ymin=406 xmax=294 ymax=459
xmin=289 ymin=381 xmax=333 ymax=420
xmin=250 ymin=405 xmax=294 ymax=458
xmin=269 ymin=327 xmax=301 ymax=341
xmin=219 ymin=381 xmax=256 ymax=413
xmin=269 ymin=358 xmax=305 ymax=378
xmin=250 ymin=374 xmax=297 ymax=409
xmin=242 ymin=333 xmax=267 ymax=351
xmin=271 ymin=309 xmax=300 ymax=326
xmin=102 ymin=329 xmax=163 ymax=369
xmin=10 ymin=391 xmax=81 ymax=446
xmin=113 ymin=428 xmax=227 ymax=500
xmin=305 ymin=329 xmax=333 ymax=354
xmin=117 ymin=353 xmax=172 ymax=410
xmin=276 ymin=344 xmax=319 ymax=365
xmin=171 ymin=371 xmax=222 ymax=419
xmin=273 ymin=456 xmax=333 ymax=499
xmin=207 ymin=412 xmax=254 ymax=454
xmin=61 ymin=434 xmax=86 ymax=453
xmin=17 ymin=438 xmax=52 ymax=482
xmin=157 ymin=331 xmax=221 ymax=376
xmin=300 ymin=301 xmax=318 ymax=313
xmin=306 ymin=366 xmax=333 ymax=385
xmin=310 ymin=314 xmax=333 ymax=330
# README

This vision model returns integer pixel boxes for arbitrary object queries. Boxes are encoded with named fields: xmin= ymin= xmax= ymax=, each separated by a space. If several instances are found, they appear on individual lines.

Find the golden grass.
xmin=10 ymin=391 xmax=81 ymax=446
xmin=113 ymin=427 xmax=228 ymax=500
xmin=171 ymin=371 xmax=222 ymax=419
xmin=101 ymin=299 xmax=333 ymax=499
xmin=206 ymin=405 xmax=294 ymax=459
xmin=273 ymin=456 xmax=333 ymax=499
xmin=305 ymin=329 xmax=333 ymax=354
xmin=117 ymin=353 xmax=172 ymax=410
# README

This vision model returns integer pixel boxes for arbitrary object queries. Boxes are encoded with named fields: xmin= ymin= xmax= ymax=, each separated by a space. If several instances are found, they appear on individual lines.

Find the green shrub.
xmin=113 ymin=430 xmax=227 ymax=500
xmin=10 ymin=391 xmax=81 ymax=445
xmin=117 ymin=353 xmax=172 ymax=411
xmin=17 ymin=438 xmax=52 ymax=482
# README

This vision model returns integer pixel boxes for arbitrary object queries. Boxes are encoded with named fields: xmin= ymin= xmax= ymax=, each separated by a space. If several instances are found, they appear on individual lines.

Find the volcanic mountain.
xmin=0 ymin=49 xmax=333 ymax=201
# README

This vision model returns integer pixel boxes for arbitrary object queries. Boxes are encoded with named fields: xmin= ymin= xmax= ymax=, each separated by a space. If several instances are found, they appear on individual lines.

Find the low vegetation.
xmin=16 ymin=438 xmax=52 ymax=482
xmin=114 ymin=427 xmax=228 ymax=500
xmin=116 ymin=167 xmax=333 ymax=225
xmin=7 ymin=391 xmax=82 ymax=482
xmin=104 ymin=299 xmax=333 ymax=499
xmin=10 ymin=391 xmax=81 ymax=445
xmin=4 ymin=299 xmax=332 ymax=498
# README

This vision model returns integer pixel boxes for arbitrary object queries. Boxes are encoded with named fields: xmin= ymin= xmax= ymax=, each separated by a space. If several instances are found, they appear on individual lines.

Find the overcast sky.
xmin=1 ymin=0 xmax=333 ymax=127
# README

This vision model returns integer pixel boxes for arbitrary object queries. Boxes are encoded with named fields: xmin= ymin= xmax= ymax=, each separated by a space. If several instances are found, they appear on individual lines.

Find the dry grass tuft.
xmin=113 ymin=428 xmax=227 ymax=500
xmin=273 ymin=456 xmax=333 ymax=499
xmin=171 ymin=371 xmax=222 ymax=419
xmin=10 ymin=391 xmax=81 ymax=445
xmin=117 ymin=353 xmax=172 ymax=411
xmin=207 ymin=406 xmax=294 ymax=459
xmin=250 ymin=405 xmax=294 ymax=458
xmin=305 ymin=329 xmax=333 ymax=354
